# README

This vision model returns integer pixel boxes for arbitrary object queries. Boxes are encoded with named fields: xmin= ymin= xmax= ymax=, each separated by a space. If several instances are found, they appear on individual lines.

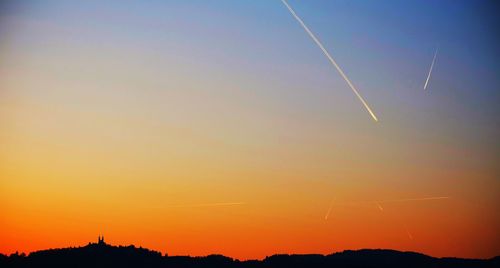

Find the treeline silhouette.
xmin=1 ymin=241 xmax=498 ymax=268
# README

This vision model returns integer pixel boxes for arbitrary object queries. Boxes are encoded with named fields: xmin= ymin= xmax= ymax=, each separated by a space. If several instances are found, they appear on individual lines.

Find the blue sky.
xmin=0 ymin=0 xmax=499 ymax=258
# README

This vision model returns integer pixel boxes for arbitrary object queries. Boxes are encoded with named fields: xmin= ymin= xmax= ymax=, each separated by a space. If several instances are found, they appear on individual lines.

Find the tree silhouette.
xmin=0 ymin=240 xmax=498 ymax=268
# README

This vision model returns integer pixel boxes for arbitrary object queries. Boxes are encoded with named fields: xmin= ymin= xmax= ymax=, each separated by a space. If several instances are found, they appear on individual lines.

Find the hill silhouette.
xmin=1 ymin=238 xmax=498 ymax=268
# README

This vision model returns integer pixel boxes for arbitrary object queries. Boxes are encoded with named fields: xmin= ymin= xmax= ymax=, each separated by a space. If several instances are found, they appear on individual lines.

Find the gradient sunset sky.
xmin=1 ymin=0 xmax=499 ymax=260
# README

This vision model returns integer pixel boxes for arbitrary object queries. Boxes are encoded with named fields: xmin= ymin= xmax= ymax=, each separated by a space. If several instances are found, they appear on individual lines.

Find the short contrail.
xmin=424 ymin=47 xmax=438 ymax=90
xmin=377 ymin=203 xmax=384 ymax=212
xmin=168 ymin=202 xmax=246 ymax=208
xmin=324 ymin=199 xmax=335 ymax=220
xmin=281 ymin=0 xmax=378 ymax=122
xmin=406 ymin=228 xmax=413 ymax=240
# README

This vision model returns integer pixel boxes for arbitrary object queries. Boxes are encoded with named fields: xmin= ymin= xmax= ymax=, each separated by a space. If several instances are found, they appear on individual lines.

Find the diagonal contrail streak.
xmin=424 ymin=47 xmax=438 ymax=90
xmin=405 ymin=228 xmax=413 ymax=240
xmin=324 ymin=198 xmax=335 ymax=220
xmin=281 ymin=0 xmax=378 ymax=122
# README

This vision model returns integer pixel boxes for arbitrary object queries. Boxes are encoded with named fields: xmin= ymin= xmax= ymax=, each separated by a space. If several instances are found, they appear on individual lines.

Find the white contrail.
xmin=332 ymin=196 xmax=450 ymax=206
xmin=424 ymin=47 xmax=438 ymax=90
xmin=168 ymin=202 xmax=246 ymax=208
xmin=406 ymin=228 xmax=413 ymax=240
xmin=281 ymin=0 xmax=378 ymax=122
xmin=374 ymin=196 xmax=449 ymax=204
xmin=324 ymin=199 xmax=335 ymax=220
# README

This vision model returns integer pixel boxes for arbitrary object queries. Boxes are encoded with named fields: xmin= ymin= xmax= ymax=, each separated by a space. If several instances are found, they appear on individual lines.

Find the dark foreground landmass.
xmin=1 ymin=242 xmax=498 ymax=268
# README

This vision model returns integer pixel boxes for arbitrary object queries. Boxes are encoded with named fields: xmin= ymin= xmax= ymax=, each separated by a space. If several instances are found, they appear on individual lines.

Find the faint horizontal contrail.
xmin=168 ymin=202 xmax=246 ymax=208
xmin=333 ymin=196 xmax=450 ymax=206
xmin=374 ymin=196 xmax=449 ymax=204
xmin=424 ymin=47 xmax=438 ymax=90
xmin=281 ymin=0 xmax=378 ymax=122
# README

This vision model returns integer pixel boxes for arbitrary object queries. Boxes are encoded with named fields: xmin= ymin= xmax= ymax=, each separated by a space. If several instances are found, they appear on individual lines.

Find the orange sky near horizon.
xmin=1 ymin=0 xmax=499 ymax=260
xmin=1 ymin=89 xmax=498 ymax=259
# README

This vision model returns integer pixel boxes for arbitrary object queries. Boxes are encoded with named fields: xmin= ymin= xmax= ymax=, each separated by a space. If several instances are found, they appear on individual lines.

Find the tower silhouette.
xmin=98 ymin=235 xmax=105 ymax=245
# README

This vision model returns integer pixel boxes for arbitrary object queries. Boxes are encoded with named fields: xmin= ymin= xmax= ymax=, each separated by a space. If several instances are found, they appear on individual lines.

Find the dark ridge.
xmin=1 ymin=240 xmax=498 ymax=268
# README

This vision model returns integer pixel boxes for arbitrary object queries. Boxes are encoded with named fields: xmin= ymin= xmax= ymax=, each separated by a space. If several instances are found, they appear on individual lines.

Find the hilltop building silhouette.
xmin=97 ymin=235 xmax=105 ymax=245
xmin=1 ymin=241 xmax=497 ymax=268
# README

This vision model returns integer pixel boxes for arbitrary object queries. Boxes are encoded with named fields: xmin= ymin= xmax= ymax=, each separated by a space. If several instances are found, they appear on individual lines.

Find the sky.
xmin=0 ymin=0 xmax=499 ymax=260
